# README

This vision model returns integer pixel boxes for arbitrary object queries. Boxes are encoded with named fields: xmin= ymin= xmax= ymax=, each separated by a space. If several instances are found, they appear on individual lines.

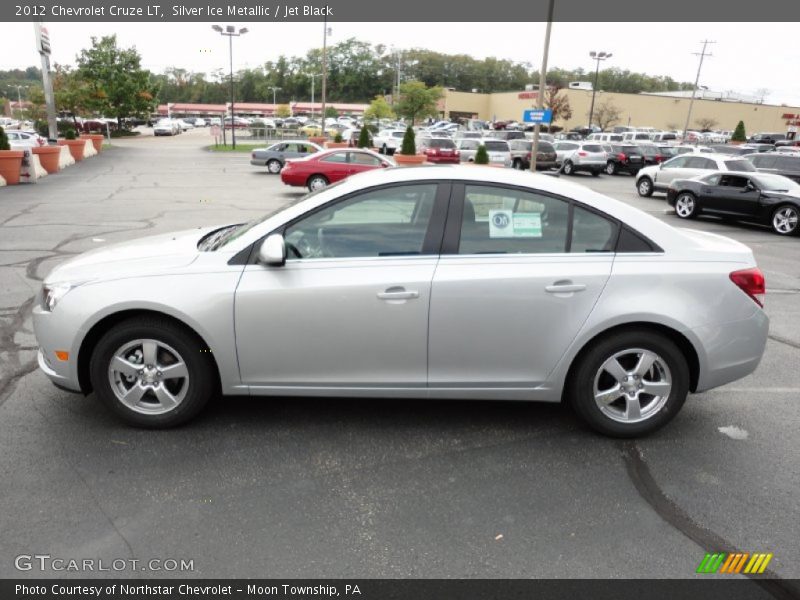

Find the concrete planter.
xmin=80 ymin=134 xmax=105 ymax=153
xmin=58 ymin=139 xmax=86 ymax=162
xmin=308 ymin=136 xmax=327 ymax=146
xmin=0 ymin=150 xmax=25 ymax=185
xmin=32 ymin=146 xmax=62 ymax=174
xmin=325 ymin=142 xmax=348 ymax=149
xmin=393 ymin=154 xmax=427 ymax=166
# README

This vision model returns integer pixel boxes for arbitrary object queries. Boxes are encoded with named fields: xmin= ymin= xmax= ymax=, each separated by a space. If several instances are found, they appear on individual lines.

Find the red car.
xmin=280 ymin=148 xmax=394 ymax=191
xmin=419 ymin=137 xmax=460 ymax=164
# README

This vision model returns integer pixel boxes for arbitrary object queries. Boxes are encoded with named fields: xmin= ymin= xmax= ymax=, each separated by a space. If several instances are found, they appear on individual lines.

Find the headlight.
xmin=41 ymin=282 xmax=81 ymax=312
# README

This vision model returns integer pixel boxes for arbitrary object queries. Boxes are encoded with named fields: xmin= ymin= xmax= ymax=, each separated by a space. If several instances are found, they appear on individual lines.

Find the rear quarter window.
xmin=725 ymin=159 xmax=756 ymax=172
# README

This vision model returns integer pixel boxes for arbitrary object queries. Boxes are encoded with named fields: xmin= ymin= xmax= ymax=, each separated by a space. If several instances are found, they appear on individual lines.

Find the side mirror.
xmin=743 ymin=182 xmax=756 ymax=193
xmin=257 ymin=234 xmax=286 ymax=266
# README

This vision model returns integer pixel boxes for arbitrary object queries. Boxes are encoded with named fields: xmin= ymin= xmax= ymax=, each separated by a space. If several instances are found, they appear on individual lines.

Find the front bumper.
xmin=37 ymin=349 xmax=81 ymax=392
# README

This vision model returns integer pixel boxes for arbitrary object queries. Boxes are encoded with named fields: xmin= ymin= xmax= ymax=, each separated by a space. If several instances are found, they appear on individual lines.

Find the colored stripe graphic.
xmin=698 ymin=552 xmax=773 ymax=574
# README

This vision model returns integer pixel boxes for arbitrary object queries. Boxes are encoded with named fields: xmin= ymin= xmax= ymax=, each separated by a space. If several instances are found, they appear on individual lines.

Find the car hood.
xmin=44 ymin=226 xmax=218 ymax=284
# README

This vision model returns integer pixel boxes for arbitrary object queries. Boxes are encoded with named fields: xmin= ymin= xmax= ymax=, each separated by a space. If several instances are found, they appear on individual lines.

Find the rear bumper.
xmin=426 ymin=156 xmax=460 ymax=164
xmin=692 ymin=309 xmax=769 ymax=392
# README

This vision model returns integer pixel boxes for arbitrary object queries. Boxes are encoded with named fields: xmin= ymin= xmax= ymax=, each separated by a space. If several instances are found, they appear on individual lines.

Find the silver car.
xmin=33 ymin=167 xmax=768 ymax=437
xmin=554 ymin=142 xmax=608 ymax=176
xmin=636 ymin=153 xmax=757 ymax=197
xmin=250 ymin=140 xmax=323 ymax=173
xmin=456 ymin=139 xmax=512 ymax=167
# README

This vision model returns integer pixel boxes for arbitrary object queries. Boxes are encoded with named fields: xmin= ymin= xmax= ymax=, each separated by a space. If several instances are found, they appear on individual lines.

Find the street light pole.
xmin=530 ymin=0 xmax=555 ymax=172
xmin=683 ymin=40 xmax=715 ymax=144
xmin=587 ymin=51 xmax=612 ymax=131
xmin=269 ymin=86 xmax=281 ymax=107
xmin=320 ymin=16 xmax=331 ymax=136
xmin=307 ymin=74 xmax=321 ymax=120
xmin=212 ymin=24 xmax=248 ymax=149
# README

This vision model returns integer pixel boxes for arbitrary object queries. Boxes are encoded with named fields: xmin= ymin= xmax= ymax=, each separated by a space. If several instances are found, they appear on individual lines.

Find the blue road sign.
xmin=523 ymin=109 xmax=553 ymax=124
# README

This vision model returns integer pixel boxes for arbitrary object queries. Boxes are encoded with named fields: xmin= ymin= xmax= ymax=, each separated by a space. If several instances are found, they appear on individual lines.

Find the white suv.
xmin=636 ymin=153 xmax=757 ymax=197
xmin=373 ymin=129 xmax=407 ymax=155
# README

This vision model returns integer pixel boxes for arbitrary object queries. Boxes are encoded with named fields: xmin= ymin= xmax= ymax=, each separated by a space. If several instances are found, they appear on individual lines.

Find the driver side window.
xmin=283 ymin=184 xmax=438 ymax=259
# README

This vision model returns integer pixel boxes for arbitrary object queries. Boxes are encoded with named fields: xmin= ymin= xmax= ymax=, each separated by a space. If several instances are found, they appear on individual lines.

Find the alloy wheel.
xmin=675 ymin=194 xmax=696 ymax=218
xmin=773 ymin=206 xmax=799 ymax=234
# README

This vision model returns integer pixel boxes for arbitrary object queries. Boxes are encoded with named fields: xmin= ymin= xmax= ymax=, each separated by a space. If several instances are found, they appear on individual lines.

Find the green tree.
xmin=0 ymin=126 xmax=10 ymax=151
xmin=53 ymin=65 xmax=91 ymax=129
xmin=400 ymin=125 xmax=416 ymax=155
xmin=275 ymin=104 xmax=291 ymax=118
xmin=357 ymin=125 xmax=371 ymax=148
xmin=731 ymin=121 xmax=746 ymax=142
xmin=474 ymin=144 xmax=489 ymax=165
xmin=395 ymin=80 xmax=443 ymax=125
xmin=364 ymin=95 xmax=395 ymax=121
xmin=76 ymin=35 xmax=158 ymax=126
xmin=324 ymin=106 xmax=339 ymax=118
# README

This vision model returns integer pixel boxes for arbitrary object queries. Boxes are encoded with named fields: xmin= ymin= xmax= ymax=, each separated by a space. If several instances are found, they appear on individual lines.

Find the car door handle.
xmin=377 ymin=288 xmax=419 ymax=300
xmin=545 ymin=283 xmax=586 ymax=293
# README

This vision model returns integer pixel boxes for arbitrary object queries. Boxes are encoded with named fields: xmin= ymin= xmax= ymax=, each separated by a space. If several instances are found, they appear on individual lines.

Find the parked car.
xmin=175 ymin=119 xmax=194 ymax=131
xmin=250 ymin=140 xmax=323 ymax=173
xmin=280 ymin=148 xmax=394 ymax=191
xmin=636 ymin=154 xmax=756 ymax=197
xmin=638 ymin=144 xmax=668 ymax=166
xmin=605 ymin=144 xmax=646 ymax=176
xmin=657 ymin=146 xmax=678 ymax=159
xmin=32 ymin=166 xmax=769 ymax=437
xmin=153 ymin=119 xmax=180 ymax=136
xmin=667 ymin=171 xmax=800 ymax=235
xmin=418 ymin=137 xmax=460 ymax=164
xmin=709 ymin=144 xmax=759 ymax=156
xmin=223 ymin=117 xmax=250 ymax=129
xmin=556 ymin=142 xmax=607 ymax=176
xmin=508 ymin=139 xmax=558 ymax=170
xmin=373 ymin=129 xmax=407 ymax=155
xmin=456 ymin=139 xmax=512 ymax=167
xmin=748 ymin=133 xmax=786 ymax=145
xmin=5 ymin=130 xmax=47 ymax=149
xmin=774 ymin=139 xmax=800 ymax=149
xmin=672 ymin=145 xmax=714 ymax=155
xmin=745 ymin=152 xmax=800 ymax=183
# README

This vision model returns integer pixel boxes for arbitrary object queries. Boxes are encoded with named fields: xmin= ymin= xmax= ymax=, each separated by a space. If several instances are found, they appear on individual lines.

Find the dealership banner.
xmin=4 ymin=579 xmax=800 ymax=600
xmin=3 ymin=0 xmax=800 ymax=21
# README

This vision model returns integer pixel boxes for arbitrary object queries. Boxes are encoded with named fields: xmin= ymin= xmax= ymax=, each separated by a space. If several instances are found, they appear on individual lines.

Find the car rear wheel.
xmin=307 ymin=174 xmax=329 ymax=192
xmin=562 ymin=160 xmax=575 ymax=175
xmin=512 ymin=158 xmax=523 ymax=170
xmin=771 ymin=205 xmax=799 ymax=236
xmin=637 ymin=176 xmax=654 ymax=197
xmin=267 ymin=159 xmax=282 ymax=174
xmin=605 ymin=161 xmax=617 ymax=175
xmin=89 ymin=317 xmax=216 ymax=428
xmin=674 ymin=192 xmax=699 ymax=219
xmin=381 ymin=144 xmax=388 ymax=155
xmin=568 ymin=330 xmax=689 ymax=437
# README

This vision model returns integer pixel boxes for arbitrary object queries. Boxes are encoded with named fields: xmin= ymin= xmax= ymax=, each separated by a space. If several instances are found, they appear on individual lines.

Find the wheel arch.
xmin=77 ymin=308 xmax=221 ymax=395
xmin=561 ymin=321 xmax=700 ymax=400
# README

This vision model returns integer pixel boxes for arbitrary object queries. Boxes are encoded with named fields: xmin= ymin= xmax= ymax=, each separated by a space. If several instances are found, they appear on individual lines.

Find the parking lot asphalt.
xmin=0 ymin=129 xmax=798 ymax=587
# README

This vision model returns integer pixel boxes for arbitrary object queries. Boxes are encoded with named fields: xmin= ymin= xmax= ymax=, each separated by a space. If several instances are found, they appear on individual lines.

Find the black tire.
xmin=567 ymin=330 xmax=690 ymax=438
xmin=381 ymin=144 xmax=388 ymax=155
xmin=89 ymin=316 xmax=216 ymax=428
xmin=512 ymin=158 xmax=522 ymax=170
xmin=636 ymin=176 xmax=654 ymax=197
xmin=674 ymin=192 xmax=700 ymax=219
xmin=605 ymin=161 xmax=617 ymax=175
xmin=771 ymin=204 xmax=800 ymax=236
xmin=563 ymin=160 xmax=575 ymax=175
xmin=307 ymin=174 xmax=329 ymax=192
xmin=267 ymin=159 xmax=282 ymax=174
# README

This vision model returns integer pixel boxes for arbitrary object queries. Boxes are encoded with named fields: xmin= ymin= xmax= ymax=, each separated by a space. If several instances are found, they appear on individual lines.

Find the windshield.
xmin=757 ymin=174 xmax=800 ymax=191
xmin=204 ymin=182 xmax=346 ymax=251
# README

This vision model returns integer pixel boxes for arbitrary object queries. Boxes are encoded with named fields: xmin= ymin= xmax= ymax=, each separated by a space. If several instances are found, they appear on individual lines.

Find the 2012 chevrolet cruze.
xmin=33 ymin=166 xmax=769 ymax=437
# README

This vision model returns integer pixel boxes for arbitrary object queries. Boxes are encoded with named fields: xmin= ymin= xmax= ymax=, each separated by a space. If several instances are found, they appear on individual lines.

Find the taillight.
xmin=525 ymin=152 xmax=532 ymax=161
xmin=729 ymin=267 xmax=765 ymax=307
xmin=618 ymin=153 xmax=626 ymax=161
xmin=578 ymin=151 xmax=587 ymax=157
xmin=655 ymin=155 xmax=663 ymax=162
xmin=455 ymin=150 xmax=460 ymax=157
xmin=251 ymin=152 xmax=255 ymax=159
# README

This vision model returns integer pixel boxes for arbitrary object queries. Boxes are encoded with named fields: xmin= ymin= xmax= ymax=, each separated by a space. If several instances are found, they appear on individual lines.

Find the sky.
xmin=1 ymin=21 xmax=799 ymax=107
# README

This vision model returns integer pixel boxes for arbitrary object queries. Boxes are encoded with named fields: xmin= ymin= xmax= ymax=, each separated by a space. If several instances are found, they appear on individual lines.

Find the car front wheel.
xmin=89 ymin=317 xmax=216 ymax=428
xmin=562 ymin=160 xmax=575 ymax=175
xmin=637 ymin=176 xmax=654 ymax=197
xmin=568 ymin=330 xmax=689 ymax=437
xmin=772 ymin=205 xmax=799 ymax=236
xmin=267 ymin=159 xmax=282 ymax=174
xmin=605 ymin=161 xmax=617 ymax=175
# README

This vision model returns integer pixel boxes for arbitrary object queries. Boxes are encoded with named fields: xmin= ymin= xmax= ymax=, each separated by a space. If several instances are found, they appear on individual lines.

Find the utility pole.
xmin=530 ymin=0 xmax=555 ymax=172
xmin=320 ymin=16 xmax=329 ymax=135
xmin=308 ymin=73 xmax=320 ymax=120
xmin=682 ymin=40 xmax=715 ymax=144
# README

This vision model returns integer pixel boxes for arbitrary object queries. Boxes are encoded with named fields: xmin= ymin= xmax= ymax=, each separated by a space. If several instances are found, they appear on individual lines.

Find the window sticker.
xmin=488 ymin=210 xmax=542 ymax=238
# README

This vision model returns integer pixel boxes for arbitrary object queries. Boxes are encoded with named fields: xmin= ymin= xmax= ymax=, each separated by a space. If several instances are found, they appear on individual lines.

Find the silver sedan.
xmin=250 ymin=140 xmax=323 ymax=173
xmin=33 ymin=167 xmax=768 ymax=436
